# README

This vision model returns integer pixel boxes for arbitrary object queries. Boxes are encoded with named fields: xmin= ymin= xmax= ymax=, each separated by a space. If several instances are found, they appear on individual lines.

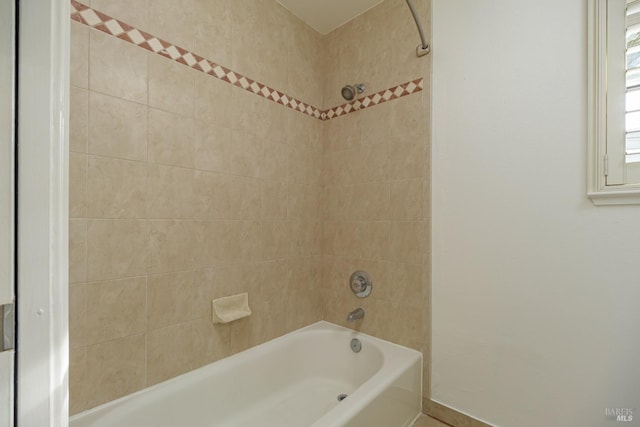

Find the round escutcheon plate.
xmin=349 ymin=271 xmax=372 ymax=298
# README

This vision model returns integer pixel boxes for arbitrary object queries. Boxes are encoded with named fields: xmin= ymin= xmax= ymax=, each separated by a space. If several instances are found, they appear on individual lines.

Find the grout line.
xmin=145 ymin=51 xmax=150 ymax=164
xmin=69 ymin=0 xmax=424 ymax=122
xmin=143 ymin=274 xmax=148 ymax=387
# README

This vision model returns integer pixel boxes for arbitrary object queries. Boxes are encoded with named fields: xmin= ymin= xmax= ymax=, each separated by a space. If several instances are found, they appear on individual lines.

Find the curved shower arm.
xmin=405 ymin=0 xmax=430 ymax=57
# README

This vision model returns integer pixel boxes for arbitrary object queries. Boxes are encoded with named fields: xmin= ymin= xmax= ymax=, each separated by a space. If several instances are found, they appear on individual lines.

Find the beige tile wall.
xmin=69 ymin=0 xmax=431 ymax=416
xmin=321 ymin=0 xmax=430 ymax=109
xmin=319 ymin=0 xmax=432 ymax=407
xmin=69 ymin=0 xmax=324 ymax=414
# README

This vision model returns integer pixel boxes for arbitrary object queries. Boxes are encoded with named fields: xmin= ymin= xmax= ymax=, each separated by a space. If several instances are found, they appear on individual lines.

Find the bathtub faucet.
xmin=347 ymin=307 xmax=365 ymax=323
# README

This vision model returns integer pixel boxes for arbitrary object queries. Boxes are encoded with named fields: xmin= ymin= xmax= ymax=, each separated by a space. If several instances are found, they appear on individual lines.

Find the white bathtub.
xmin=70 ymin=321 xmax=422 ymax=427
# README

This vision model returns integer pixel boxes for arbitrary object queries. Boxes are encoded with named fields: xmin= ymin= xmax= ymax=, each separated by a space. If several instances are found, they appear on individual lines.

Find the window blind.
xmin=626 ymin=0 xmax=640 ymax=162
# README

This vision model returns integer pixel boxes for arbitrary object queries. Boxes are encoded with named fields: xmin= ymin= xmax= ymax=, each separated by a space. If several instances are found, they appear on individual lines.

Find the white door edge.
xmin=16 ymin=0 xmax=70 ymax=426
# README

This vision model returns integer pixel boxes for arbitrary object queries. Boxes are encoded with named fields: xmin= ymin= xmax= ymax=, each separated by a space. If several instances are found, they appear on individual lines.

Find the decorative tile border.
xmin=70 ymin=1 xmax=423 ymax=121
xmin=324 ymin=79 xmax=424 ymax=120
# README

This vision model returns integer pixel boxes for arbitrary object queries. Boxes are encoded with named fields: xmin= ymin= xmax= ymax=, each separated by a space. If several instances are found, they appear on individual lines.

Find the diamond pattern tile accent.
xmin=70 ymin=1 xmax=423 ymax=122
xmin=238 ymin=77 xmax=249 ymax=89
xmin=103 ymin=19 xmax=124 ymax=36
xmin=250 ymin=82 xmax=261 ymax=94
xmin=182 ymin=53 xmax=197 ymax=67
xmin=322 ymin=79 xmax=424 ymax=120
xmin=125 ymin=29 xmax=145 ymax=45
xmin=197 ymin=60 xmax=212 ymax=74
xmin=79 ymin=9 xmax=101 ymax=26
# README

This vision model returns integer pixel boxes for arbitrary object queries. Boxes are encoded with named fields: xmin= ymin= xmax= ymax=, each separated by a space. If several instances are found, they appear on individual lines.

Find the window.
xmin=625 ymin=2 xmax=640 ymax=165
xmin=588 ymin=0 xmax=640 ymax=204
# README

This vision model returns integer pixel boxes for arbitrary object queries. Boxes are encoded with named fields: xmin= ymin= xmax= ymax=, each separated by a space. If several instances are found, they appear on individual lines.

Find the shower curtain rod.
xmin=405 ymin=0 xmax=430 ymax=57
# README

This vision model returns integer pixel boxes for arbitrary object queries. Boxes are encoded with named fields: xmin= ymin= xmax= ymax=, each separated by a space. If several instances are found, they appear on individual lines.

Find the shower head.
xmin=340 ymin=83 xmax=366 ymax=101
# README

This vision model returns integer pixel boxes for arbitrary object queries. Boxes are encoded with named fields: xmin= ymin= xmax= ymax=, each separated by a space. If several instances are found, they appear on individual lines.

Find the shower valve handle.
xmin=349 ymin=271 xmax=372 ymax=298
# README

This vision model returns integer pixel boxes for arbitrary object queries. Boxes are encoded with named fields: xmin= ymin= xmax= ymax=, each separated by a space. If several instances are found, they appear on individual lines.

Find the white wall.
xmin=431 ymin=1 xmax=640 ymax=426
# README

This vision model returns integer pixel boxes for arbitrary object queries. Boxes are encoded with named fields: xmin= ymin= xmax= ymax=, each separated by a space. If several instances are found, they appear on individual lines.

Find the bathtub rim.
xmin=70 ymin=320 xmax=423 ymax=426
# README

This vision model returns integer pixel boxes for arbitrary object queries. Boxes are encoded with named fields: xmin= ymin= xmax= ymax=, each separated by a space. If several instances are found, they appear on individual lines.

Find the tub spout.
xmin=347 ymin=308 xmax=365 ymax=323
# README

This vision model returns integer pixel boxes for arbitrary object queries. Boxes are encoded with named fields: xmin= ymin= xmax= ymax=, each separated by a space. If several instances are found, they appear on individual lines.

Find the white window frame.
xmin=588 ymin=0 xmax=640 ymax=204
